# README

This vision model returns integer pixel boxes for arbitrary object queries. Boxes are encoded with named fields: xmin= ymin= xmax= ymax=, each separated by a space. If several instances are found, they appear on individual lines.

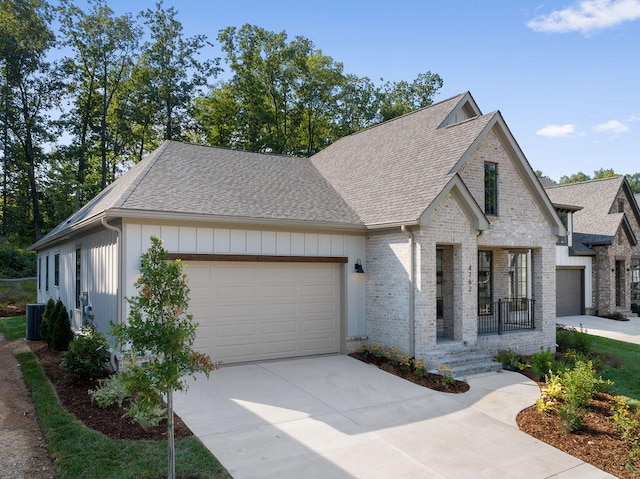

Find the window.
xmin=484 ymin=162 xmax=498 ymax=216
xmin=38 ymin=257 xmax=42 ymax=291
xmin=478 ymin=251 xmax=492 ymax=314
xmin=631 ymin=259 xmax=640 ymax=301
xmin=436 ymin=249 xmax=443 ymax=319
xmin=54 ymin=254 xmax=60 ymax=287
xmin=556 ymin=211 xmax=568 ymax=245
xmin=509 ymin=252 xmax=527 ymax=299
xmin=45 ymin=256 xmax=49 ymax=292
xmin=618 ymin=199 xmax=625 ymax=213
xmin=75 ymin=248 xmax=81 ymax=309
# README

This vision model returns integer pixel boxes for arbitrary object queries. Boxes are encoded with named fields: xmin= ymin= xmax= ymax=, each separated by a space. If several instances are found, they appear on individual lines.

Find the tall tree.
xmin=138 ymin=1 xmax=219 ymax=143
xmin=379 ymin=71 xmax=444 ymax=122
xmin=0 ymin=0 xmax=57 ymax=239
xmin=57 ymin=0 xmax=140 ymax=195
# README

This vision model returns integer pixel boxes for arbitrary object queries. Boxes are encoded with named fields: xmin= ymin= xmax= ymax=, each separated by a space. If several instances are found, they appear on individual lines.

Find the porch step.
xmin=423 ymin=347 xmax=501 ymax=380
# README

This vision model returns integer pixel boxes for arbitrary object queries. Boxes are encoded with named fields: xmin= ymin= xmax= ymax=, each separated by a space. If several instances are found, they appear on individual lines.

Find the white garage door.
xmin=185 ymin=262 xmax=342 ymax=363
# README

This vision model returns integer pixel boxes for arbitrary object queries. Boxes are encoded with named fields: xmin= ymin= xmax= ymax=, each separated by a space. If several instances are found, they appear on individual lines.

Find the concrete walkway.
xmin=557 ymin=314 xmax=640 ymax=345
xmin=174 ymin=355 xmax=612 ymax=478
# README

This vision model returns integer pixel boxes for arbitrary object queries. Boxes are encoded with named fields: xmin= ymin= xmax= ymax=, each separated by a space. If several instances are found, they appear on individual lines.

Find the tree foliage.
xmin=111 ymin=236 xmax=217 ymax=479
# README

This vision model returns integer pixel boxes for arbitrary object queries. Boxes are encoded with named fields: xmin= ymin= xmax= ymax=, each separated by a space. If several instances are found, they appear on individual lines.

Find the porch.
xmin=478 ymin=297 xmax=536 ymax=335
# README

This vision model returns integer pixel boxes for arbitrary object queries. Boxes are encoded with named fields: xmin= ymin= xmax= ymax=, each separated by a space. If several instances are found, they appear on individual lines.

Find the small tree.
xmin=112 ymin=236 xmax=217 ymax=479
xmin=40 ymin=297 xmax=56 ymax=344
xmin=50 ymin=299 xmax=74 ymax=351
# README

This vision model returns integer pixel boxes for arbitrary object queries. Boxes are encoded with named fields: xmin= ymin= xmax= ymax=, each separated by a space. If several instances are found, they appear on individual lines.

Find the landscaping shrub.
xmin=50 ymin=299 xmax=73 ymax=351
xmin=89 ymin=374 xmax=129 ymax=409
xmin=612 ymin=396 xmax=640 ymax=466
xmin=531 ymin=347 xmax=562 ymax=380
xmin=495 ymin=349 xmax=527 ymax=371
xmin=61 ymin=326 xmax=111 ymax=379
xmin=537 ymin=359 xmax=611 ymax=432
xmin=632 ymin=303 xmax=639 ymax=314
xmin=556 ymin=324 xmax=592 ymax=354
xmin=40 ymin=298 xmax=56 ymax=346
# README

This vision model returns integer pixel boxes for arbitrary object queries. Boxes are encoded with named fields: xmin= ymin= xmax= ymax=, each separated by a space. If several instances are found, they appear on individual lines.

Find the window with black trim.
xmin=484 ymin=162 xmax=498 ymax=216
xmin=75 ymin=248 xmax=81 ymax=309
xmin=38 ymin=257 xmax=42 ymax=291
xmin=478 ymin=251 xmax=492 ymax=314
xmin=45 ymin=256 xmax=49 ymax=292
xmin=54 ymin=254 xmax=60 ymax=287
xmin=632 ymin=258 xmax=640 ymax=301
xmin=436 ymin=249 xmax=443 ymax=319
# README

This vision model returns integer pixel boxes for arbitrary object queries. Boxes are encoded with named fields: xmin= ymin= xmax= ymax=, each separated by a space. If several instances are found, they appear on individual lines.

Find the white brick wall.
xmin=364 ymin=128 xmax=558 ymax=358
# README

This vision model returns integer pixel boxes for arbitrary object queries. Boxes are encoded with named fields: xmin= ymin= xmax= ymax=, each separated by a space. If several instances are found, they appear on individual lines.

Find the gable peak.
xmin=439 ymin=91 xmax=482 ymax=128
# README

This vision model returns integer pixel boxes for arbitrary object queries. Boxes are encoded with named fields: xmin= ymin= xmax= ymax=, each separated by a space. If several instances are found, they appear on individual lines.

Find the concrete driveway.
xmin=557 ymin=314 xmax=640 ymax=345
xmin=174 ymin=355 xmax=612 ymax=478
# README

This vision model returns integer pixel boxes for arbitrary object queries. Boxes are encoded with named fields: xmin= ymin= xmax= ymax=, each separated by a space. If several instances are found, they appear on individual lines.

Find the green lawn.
xmin=0 ymin=315 xmax=26 ymax=340
xmin=590 ymin=335 xmax=640 ymax=407
xmin=0 ymin=278 xmax=36 ymax=307
xmin=1 ymin=313 xmax=230 ymax=479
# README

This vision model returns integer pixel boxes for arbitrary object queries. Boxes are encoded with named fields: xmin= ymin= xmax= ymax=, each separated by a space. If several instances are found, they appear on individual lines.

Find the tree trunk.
xmin=167 ymin=387 xmax=175 ymax=479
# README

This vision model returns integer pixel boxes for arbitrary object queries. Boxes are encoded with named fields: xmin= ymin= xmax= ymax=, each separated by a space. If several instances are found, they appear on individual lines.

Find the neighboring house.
xmin=31 ymin=92 xmax=564 ymax=369
xmin=546 ymin=177 xmax=640 ymax=317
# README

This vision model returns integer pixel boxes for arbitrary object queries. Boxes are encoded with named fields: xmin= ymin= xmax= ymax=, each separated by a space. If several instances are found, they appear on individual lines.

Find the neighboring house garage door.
xmin=556 ymin=268 xmax=583 ymax=317
xmin=184 ymin=261 xmax=342 ymax=364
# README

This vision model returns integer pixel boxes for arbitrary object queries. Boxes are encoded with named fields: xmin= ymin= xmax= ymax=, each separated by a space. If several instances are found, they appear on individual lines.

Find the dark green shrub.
xmin=61 ymin=326 xmax=110 ymax=379
xmin=631 ymin=303 xmax=639 ymax=314
xmin=0 ymin=245 xmax=36 ymax=278
xmin=50 ymin=300 xmax=74 ymax=351
xmin=495 ymin=349 xmax=527 ymax=371
xmin=556 ymin=324 xmax=592 ymax=354
xmin=531 ymin=347 xmax=562 ymax=380
xmin=40 ymin=298 xmax=56 ymax=345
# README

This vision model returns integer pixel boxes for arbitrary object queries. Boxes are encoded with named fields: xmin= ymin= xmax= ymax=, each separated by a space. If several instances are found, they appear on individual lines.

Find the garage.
xmin=556 ymin=268 xmax=584 ymax=316
xmin=184 ymin=261 xmax=342 ymax=364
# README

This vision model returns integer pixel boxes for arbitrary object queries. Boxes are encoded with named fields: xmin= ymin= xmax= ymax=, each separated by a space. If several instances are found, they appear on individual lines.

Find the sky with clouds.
xmin=58 ymin=0 xmax=640 ymax=181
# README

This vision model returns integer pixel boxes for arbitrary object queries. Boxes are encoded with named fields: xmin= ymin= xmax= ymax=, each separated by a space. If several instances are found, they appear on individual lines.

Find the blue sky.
xmin=58 ymin=0 xmax=640 ymax=181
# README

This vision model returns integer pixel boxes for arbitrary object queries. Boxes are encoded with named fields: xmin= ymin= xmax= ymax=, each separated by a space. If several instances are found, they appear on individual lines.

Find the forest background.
xmin=1 ymin=0 xmax=638 ymax=277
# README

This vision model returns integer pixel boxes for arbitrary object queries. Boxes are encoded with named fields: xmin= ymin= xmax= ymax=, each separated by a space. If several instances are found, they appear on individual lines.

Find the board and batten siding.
xmin=37 ymin=228 xmax=119 ymax=333
xmin=122 ymin=222 xmax=367 ymax=338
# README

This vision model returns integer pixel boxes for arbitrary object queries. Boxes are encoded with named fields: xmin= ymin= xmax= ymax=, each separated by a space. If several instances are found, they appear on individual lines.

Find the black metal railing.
xmin=478 ymin=298 xmax=535 ymax=335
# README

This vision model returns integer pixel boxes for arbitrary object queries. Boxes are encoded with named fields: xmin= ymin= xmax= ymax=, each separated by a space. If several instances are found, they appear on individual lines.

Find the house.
xmin=31 ymin=92 xmax=564 ymax=370
xmin=545 ymin=176 xmax=640 ymax=317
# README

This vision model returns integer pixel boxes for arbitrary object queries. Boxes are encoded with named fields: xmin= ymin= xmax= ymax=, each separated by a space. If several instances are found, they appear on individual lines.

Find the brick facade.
xmin=365 ymin=129 xmax=558 ymax=359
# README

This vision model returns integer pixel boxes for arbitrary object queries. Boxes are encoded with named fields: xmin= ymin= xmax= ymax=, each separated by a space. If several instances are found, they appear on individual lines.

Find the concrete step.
xmin=424 ymin=347 xmax=501 ymax=380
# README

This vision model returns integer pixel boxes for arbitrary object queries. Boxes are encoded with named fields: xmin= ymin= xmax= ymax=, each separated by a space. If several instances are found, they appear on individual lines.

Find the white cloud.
xmin=536 ymin=124 xmax=576 ymax=137
xmin=527 ymin=0 xmax=640 ymax=34
xmin=593 ymin=119 xmax=629 ymax=133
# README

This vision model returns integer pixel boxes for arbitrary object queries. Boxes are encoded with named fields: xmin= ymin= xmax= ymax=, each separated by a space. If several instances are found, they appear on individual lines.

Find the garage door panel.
xmin=185 ymin=261 xmax=341 ymax=363
xmin=556 ymin=269 xmax=583 ymax=316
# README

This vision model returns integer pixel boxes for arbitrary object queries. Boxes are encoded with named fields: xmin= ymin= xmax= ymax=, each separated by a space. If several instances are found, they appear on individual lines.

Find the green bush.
xmin=89 ymin=375 xmax=129 ymax=409
xmin=495 ymin=349 xmax=527 ymax=371
xmin=531 ymin=347 xmax=562 ymax=380
xmin=50 ymin=300 xmax=73 ymax=351
xmin=61 ymin=326 xmax=110 ymax=379
xmin=631 ymin=303 xmax=639 ymax=314
xmin=0 ymin=245 xmax=36 ymax=278
xmin=556 ymin=324 xmax=592 ymax=354
xmin=40 ymin=298 xmax=56 ymax=345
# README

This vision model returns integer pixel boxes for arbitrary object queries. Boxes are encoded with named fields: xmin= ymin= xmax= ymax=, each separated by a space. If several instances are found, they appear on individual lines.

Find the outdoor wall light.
xmin=355 ymin=259 xmax=365 ymax=274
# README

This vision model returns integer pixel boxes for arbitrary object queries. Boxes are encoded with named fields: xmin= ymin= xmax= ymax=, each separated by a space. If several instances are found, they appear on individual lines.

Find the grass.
xmin=0 ymin=315 xmax=26 ymax=340
xmin=590 ymin=335 xmax=640 ymax=407
xmin=0 ymin=278 xmax=36 ymax=306
xmin=15 ymin=346 xmax=231 ymax=479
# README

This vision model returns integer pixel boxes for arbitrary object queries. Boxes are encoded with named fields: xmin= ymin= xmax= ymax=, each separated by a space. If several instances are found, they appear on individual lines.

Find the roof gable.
xmin=545 ymin=176 xmax=632 ymax=238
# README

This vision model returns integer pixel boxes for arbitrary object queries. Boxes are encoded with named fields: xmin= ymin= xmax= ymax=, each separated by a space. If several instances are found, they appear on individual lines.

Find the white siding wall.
xmin=122 ymin=222 xmax=366 ymax=338
xmin=556 ymin=246 xmax=593 ymax=309
xmin=37 ymin=228 xmax=118 ymax=333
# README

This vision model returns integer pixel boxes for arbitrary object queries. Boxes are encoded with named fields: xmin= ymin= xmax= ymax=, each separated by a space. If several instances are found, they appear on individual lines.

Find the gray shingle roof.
xmin=311 ymin=93 xmax=495 ymax=226
xmin=34 ymin=91 xmax=510 ymax=248
xmin=545 ymin=176 xmax=625 ymax=237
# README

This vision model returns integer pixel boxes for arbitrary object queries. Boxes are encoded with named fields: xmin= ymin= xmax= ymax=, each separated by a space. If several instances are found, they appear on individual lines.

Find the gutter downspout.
xmin=101 ymin=218 xmax=122 ymax=326
xmin=401 ymin=225 xmax=416 ymax=358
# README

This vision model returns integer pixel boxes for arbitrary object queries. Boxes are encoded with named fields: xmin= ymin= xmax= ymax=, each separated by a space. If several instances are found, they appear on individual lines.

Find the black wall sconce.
xmin=355 ymin=258 xmax=365 ymax=274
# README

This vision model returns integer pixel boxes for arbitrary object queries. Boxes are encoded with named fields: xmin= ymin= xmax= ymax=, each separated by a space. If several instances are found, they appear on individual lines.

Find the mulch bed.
xmin=517 ymin=393 xmax=637 ymax=478
xmin=349 ymin=352 xmax=470 ymax=394
xmin=30 ymin=340 xmax=193 ymax=441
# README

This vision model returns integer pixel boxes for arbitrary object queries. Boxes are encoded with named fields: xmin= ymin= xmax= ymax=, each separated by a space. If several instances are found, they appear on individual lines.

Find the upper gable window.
xmin=484 ymin=162 xmax=498 ymax=216
xmin=618 ymin=199 xmax=624 ymax=213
